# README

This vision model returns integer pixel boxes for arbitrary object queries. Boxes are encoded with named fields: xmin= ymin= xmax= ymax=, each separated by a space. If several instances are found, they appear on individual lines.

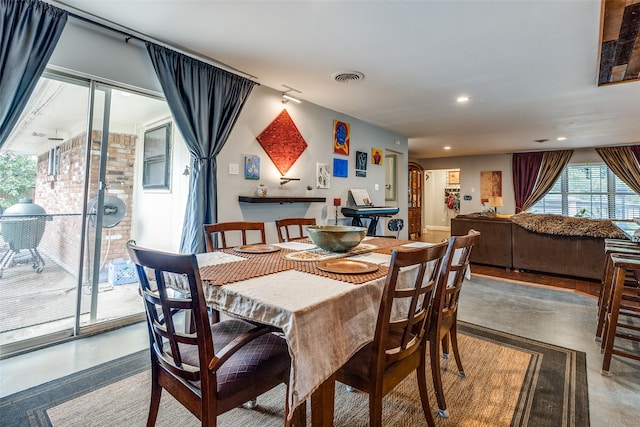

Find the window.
xmin=142 ymin=123 xmax=171 ymax=189
xmin=531 ymin=164 xmax=640 ymax=219
xmin=47 ymin=147 xmax=59 ymax=176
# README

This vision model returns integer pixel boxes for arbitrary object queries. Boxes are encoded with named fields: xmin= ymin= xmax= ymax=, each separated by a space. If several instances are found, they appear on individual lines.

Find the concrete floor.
xmin=1 ymin=273 xmax=638 ymax=425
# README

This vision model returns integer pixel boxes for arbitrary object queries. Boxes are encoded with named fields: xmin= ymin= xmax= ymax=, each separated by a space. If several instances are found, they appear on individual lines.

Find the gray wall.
xmin=217 ymin=85 xmax=409 ymax=242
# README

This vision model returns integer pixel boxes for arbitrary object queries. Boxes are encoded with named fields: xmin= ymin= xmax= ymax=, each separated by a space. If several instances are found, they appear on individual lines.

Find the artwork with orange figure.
xmin=333 ymin=120 xmax=350 ymax=155
xmin=480 ymin=170 xmax=502 ymax=203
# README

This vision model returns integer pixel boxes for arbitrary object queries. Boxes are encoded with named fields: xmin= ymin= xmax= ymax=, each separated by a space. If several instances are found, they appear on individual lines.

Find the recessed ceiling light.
xmin=456 ymin=96 xmax=469 ymax=103
xmin=556 ymin=136 xmax=567 ymax=141
xmin=444 ymin=146 xmax=451 ymax=150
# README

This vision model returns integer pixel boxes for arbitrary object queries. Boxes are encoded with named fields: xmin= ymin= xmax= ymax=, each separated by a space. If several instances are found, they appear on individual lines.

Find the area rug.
xmin=0 ymin=322 xmax=588 ymax=427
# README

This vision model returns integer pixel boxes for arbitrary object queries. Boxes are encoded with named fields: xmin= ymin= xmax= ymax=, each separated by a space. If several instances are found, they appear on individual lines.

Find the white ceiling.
xmin=45 ymin=0 xmax=640 ymax=159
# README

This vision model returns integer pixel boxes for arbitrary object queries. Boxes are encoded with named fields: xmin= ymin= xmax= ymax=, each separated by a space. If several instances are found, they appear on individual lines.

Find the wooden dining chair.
xmin=203 ymin=221 xmax=266 ymax=251
xmin=275 ymin=217 xmax=316 ymax=242
xmin=336 ymin=241 xmax=449 ymax=427
xmin=127 ymin=243 xmax=292 ymax=427
xmin=428 ymin=229 xmax=481 ymax=419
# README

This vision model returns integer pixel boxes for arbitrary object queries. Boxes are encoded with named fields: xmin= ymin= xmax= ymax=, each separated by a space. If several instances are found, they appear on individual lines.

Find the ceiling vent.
xmin=534 ymin=139 xmax=550 ymax=143
xmin=332 ymin=71 xmax=365 ymax=83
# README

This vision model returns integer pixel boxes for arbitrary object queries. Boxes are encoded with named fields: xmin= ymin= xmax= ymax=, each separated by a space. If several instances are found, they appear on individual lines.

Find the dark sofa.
xmin=450 ymin=213 xmax=621 ymax=281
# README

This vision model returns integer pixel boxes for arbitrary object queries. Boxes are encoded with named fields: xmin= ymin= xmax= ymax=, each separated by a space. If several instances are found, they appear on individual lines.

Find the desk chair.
xmin=127 ymin=243 xmax=292 ymax=427
xmin=203 ymin=221 xmax=266 ymax=251
xmin=387 ymin=218 xmax=404 ymax=238
xmin=336 ymin=241 xmax=448 ymax=427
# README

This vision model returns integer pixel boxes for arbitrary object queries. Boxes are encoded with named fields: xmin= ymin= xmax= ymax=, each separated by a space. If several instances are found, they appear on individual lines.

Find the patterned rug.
xmin=0 ymin=322 xmax=588 ymax=427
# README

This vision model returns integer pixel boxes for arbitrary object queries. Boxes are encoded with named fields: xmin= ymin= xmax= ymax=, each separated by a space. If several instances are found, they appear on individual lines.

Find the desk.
xmin=192 ymin=237 xmax=428 ymax=425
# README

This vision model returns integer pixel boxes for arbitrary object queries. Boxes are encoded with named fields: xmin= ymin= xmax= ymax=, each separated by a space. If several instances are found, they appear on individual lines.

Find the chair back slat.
xmin=203 ymin=221 xmax=266 ymax=250
xmin=433 ymin=230 xmax=481 ymax=325
xmin=374 ymin=242 xmax=448 ymax=366
xmin=128 ymin=243 xmax=214 ymax=385
xmin=276 ymin=217 xmax=316 ymax=242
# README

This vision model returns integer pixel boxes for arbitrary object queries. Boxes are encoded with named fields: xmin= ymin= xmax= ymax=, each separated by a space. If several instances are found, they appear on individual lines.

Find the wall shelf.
xmin=238 ymin=196 xmax=326 ymax=204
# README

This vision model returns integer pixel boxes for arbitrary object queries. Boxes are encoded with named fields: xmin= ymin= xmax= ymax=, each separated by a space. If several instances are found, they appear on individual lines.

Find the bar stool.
xmin=600 ymin=254 xmax=640 ymax=374
xmin=596 ymin=244 xmax=640 ymax=339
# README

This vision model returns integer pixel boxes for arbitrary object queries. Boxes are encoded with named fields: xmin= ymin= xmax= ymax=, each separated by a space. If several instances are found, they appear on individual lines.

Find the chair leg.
xmin=441 ymin=333 xmax=450 ymax=359
xmin=429 ymin=336 xmax=448 ymax=418
xmin=417 ymin=358 xmax=437 ymax=427
xmin=368 ymin=389 xmax=384 ymax=427
xmin=449 ymin=321 xmax=465 ymax=378
xmin=602 ymin=267 xmax=626 ymax=374
xmin=147 ymin=369 xmax=162 ymax=427
xmin=596 ymin=255 xmax=613 ymax=339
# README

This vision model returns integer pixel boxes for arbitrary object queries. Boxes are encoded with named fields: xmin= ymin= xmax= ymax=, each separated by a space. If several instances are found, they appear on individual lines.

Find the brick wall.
xmin=35 ymin=131 xmax=136 ymax=281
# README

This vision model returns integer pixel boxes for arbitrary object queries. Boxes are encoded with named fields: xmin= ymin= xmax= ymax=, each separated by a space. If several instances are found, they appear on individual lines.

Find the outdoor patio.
xmin=0 ymin=235 xmax=144 ymax=348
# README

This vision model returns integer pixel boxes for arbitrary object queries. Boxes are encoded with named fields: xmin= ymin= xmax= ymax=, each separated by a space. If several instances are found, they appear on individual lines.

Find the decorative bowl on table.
xmin=306 ymin=225 xmax=367 ymax=252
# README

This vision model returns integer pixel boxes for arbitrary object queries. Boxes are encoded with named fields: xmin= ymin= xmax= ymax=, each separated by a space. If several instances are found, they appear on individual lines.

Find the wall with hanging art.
xmin=256 ymin=109 xmax=308 ymax=175
xmin=215 ymin=85 xmax=408 ymax=241
xmin=244 ymin=155 xmax=260 ymax=179
xmin=480 ymin=170 xmax=502 ymax=203
xmin=333 ymin=120 xmax=350 ymax=155
xmin=355 ymin=150 xmax=367 ymax=177
xmin=371 ymin=148 xmax=383 ymax=165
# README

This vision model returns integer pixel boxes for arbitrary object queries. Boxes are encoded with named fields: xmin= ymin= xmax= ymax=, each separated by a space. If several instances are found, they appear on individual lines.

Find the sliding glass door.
xmin=0 ymin=71 xmax=170 ymax=355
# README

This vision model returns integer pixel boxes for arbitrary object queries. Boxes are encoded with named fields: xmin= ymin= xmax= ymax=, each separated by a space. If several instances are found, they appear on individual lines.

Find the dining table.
xmin=183 ymin=236 xmax=455 ymax=426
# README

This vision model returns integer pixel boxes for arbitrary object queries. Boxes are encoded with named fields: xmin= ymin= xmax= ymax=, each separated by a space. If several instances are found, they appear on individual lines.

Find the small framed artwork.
xmin=448 ymin=170 xmax=460 ymax=185
xmin=371 ymin=148 xmax=383 ymax=165
xmin=333 ymin=120 xmax=350 ymax=156
xmin=317 ymin=162 xmax=330 ymax=189
xmin=142 ymin=123 xmax=172 ymax=190
xmin=356 ymin=150 xmax=367 ymax=177
xmin=333 ymin=158 xmax=348 ymax=177
xmin=244 ymin=155 xmax=260 ymax=180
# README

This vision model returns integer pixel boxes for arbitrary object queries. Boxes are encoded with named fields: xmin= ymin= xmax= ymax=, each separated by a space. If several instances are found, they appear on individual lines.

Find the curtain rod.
xmin=50 ymin=1 xmax=259 ymax=81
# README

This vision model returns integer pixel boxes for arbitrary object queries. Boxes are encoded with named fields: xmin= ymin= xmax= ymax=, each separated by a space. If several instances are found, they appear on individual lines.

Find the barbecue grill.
xmin=0 ymin=198 xmax=47 ymax=278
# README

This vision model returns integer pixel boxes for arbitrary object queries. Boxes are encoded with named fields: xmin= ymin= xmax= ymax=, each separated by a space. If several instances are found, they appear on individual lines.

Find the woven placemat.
xmin=199 ymin=247 xmax=390 ymax=285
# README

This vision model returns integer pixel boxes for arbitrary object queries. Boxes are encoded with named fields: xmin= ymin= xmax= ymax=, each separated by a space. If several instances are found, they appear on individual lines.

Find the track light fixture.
xmin=281 ymin=85 xmax=303 ymax=104
xmin=282 ymin=93 xmax=302 ymax=104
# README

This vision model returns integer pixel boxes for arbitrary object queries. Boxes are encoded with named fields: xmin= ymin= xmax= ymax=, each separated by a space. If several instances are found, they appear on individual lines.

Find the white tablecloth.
xmin=195 ymin=240 xmax=466 ymax=412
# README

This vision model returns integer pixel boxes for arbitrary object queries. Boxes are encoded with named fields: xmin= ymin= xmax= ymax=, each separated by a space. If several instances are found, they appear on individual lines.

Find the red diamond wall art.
xmin=256 ymin=109 xmax=307 ymax=176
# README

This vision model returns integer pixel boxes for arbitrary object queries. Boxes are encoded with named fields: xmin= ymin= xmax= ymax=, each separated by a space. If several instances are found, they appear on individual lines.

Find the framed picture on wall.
xmin=448 ymin=170 xmax=460 ymax=185
xmin=142 ymin=123 xmax=171 ymax=190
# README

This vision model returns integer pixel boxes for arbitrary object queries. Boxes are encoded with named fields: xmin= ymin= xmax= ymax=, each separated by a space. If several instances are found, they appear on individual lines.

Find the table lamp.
xmin=488 ymin=196 xmax=503 ymax=214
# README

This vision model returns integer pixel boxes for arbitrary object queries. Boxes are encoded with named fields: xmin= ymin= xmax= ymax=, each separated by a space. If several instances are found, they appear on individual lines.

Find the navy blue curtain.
xmin=0 ymin=0 xmax=67 ymax=148
xmin=146 ymin=42 xmax=256 ymax=253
